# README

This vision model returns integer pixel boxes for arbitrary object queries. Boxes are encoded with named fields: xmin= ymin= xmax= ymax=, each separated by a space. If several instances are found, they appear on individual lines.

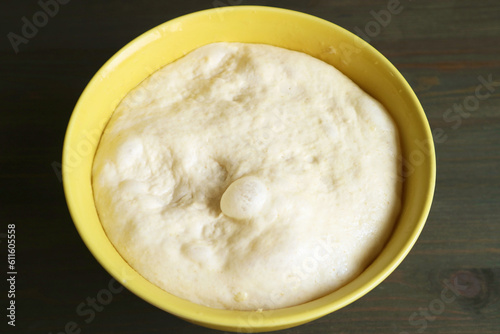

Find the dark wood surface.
xmin=1 ymin=0 xmax=499 ymax=333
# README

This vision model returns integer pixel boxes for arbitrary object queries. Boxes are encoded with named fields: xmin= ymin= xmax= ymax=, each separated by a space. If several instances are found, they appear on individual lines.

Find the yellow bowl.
xmin=63 ymin=6 xmax=435 ymax=333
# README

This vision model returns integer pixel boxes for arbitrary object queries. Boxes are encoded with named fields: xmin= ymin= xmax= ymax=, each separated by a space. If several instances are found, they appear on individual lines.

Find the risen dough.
xmin=92 ymin=42 xmax=401 ymax=310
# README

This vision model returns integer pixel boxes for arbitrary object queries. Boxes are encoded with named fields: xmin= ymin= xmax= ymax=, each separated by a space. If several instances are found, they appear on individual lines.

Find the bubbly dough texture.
xmin=92 ymin=42 xmax=401 ymax=310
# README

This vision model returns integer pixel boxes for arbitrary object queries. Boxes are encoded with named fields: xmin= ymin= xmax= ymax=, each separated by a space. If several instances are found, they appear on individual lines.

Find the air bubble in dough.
xmin=220 ymin=176 xmax=268 ymax=220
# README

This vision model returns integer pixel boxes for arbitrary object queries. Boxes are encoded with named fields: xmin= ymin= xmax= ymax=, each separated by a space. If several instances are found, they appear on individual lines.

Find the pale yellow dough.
xmin=92 ymin=42 xmax=401 ymax=310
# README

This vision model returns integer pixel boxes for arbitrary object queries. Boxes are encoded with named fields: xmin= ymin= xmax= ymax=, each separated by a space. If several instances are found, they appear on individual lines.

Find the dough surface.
xmin=92 ymin=42 xmax=401 ymax=310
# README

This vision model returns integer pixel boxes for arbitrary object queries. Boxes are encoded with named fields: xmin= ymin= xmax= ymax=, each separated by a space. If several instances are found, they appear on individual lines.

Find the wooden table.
xmin=1 ymin=0 xmax=499 ymax=333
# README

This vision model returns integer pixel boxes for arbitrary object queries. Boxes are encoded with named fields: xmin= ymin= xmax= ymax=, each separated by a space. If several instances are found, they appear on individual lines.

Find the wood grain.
xmin=1 ymin=0 xmax=499 ymax=333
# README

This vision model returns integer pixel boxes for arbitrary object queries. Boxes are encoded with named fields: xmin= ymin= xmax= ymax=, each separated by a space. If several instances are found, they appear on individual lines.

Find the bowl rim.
xmin=63 ymin=5 xmax=436 ymax=332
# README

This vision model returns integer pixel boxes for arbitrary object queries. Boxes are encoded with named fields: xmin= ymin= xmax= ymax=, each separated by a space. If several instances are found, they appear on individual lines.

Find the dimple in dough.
xmin=92 ymin=42 xmax=402 ymax=311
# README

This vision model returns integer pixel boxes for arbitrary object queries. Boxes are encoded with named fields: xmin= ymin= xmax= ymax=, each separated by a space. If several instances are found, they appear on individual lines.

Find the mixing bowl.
xmin=63 ymin=6 xmax=435 ymax=332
